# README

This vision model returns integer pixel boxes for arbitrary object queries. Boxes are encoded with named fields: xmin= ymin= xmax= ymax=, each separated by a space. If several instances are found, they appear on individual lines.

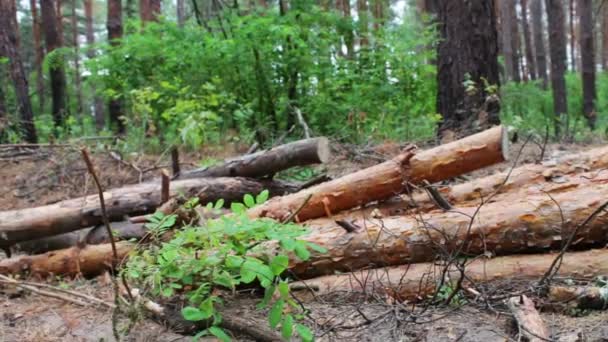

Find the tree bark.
xmin=532 ymin=0 xmax=548 ymax=88
xmin=140 ymin=0 xmax=160 ymax=22
xmin=357 ymin=0 xmax=369 ymax=47
xmin=41 ymin=0 xmax=67 ymax=127
xmin=569 ymin=0 xmax=576 ymax=71
xmin=285 ymin=173 xmax=608 ymax=278
xmin=436 ymin=0 xmax=500 ymax=133
xmin=248 ymin=126 xmax=509 ymax=222
xmin=521 ymin=0 xmax=537 ymax=80
xmin=0 ymin=0 xmax=38 ymax=143
xmin=546 ymin=0 xmax=568 ymax=136
xmin=0 ymin=178 xmax=298 ymax=248
xmin=549 ymin=285 xmax=608 ymax=310
xmin=602 ymin=2 xmax=608 ymax=70
xmin=578 ymin=0 xmax=596 ymax=129
xmin=84 ymin=0 xmax=105 ymax=130
xmin=30 ymin=0 xmax=45 ymax=115
xmin=107 ymin=0 xmax=124 ymax=133
xmin=178 ymin=137 xmax=331 ymax=180
xmin=507 ymin=295 xmax=551 ymax=342
xmin=70 ymin=0 xmax=83 ymax=116
xmin=0 ymin=241 xmax=134 ymax=277
xmin=500 ymin=0 xmax=520 ymax=82
xmin=177 ymin=0 xmax=185 ymax=27
xmin=289 ymin=249 xmax=608 ymax=303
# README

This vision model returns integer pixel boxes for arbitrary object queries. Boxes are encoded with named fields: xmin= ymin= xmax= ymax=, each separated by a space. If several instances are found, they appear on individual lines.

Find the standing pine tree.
xmin=546 ymin=0 xmax=568 ymax=136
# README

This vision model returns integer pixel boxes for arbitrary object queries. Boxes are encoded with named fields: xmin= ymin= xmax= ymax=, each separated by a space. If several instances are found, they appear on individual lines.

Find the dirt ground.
xmin=2 ymin=139 xmax=608 ymax=341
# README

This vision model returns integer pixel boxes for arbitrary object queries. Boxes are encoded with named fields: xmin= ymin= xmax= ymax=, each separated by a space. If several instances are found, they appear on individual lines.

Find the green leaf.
xmin=161 ymin=287 xmax=174 ymax=297
xmin=256 ymin=190 xmax=269 ymax=204
xmin=268 ymin=299 xmax=284 ymax=328
xmin=226 ymin=255 xmax=244 ymax=268
xmin=182 ymin=306 xmax=208 ymax=321
xmin=281 ymin=314 xmax=294 ymax=339
xmin=294 ymin=242 xmax=311 ymax=260
xmin=230 ymin=202 xmax=247 ymax=214
xmin=208 ymin=326 xmax=231 ymax=342
xmin=280 ymin=238 xmax=297 ymax=251
xmin=213 ymin=271 xmax=235 ymax=289
xmin=259 ymin=285 xmax=276 ymax=308
xmin=295 ymin=323 xmax=314 ymax=342
xmin=214 ymin=198 xmax=225 ymax=209
xmin=243 ymin=194 xmax=255 ymax=208
xmin=269 ymin=255 xmax=289 ymax=275
xmin=199 ymin=297 xmax=215 ymax=318
xmin=306 ymin=242 xmax=327 ymax=253
xmin=278 ymin=282 xmax=289 ymax=299
xmin=240 ymin=264 xmax=257 ymax=284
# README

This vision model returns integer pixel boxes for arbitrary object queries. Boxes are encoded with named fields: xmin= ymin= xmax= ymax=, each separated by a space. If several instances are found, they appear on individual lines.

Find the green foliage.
xmin=124 ymin=191 xmax=322 ymax=341
xmin=436 ymin=283 xmax=467 ymax=308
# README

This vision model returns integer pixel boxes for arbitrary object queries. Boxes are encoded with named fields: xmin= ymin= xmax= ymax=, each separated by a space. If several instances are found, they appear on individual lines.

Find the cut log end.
xmin=500 ymin=125 xmax=510 ymax=161
xmin=316 ymin=137 xmax=332 ymax=163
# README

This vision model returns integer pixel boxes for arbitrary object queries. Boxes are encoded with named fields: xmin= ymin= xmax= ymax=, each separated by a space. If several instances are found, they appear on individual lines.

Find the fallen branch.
xmin=507 ymin=295 xmax=551 ymax=342
xmin=549 ymin=286 xmax=608 ymax=310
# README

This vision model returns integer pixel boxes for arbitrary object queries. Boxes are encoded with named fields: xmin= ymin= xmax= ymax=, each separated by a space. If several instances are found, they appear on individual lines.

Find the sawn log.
xmin=248 ymin=126 xmax=509 ymax=222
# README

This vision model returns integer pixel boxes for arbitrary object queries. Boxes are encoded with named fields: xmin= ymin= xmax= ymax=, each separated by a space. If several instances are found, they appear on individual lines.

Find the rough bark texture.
xmin=248 ymin=126 xmax=508 ymax=222
xmin=107 ymin=0 xmax=124 ymax=133
xmin=546 ymin=0 xmax=568 ymax=136
xmin=177 ymin=0 xmax=185 ymax=27
xmin=579 ymin=0 xmax=596 ymax=129
xmin=0 ymin=0 xmax=38 ymax=143
xmin=507 ymin=295 xmax=551 ymax=342
xmin=603 ymin=2 xmax=608 ymax=70
xmin=569 ymin=0 xmax=576 ymax=71
xmin=532 ymin=0 xmax=548 ymax=88
xmin=30 ymin=0 xmax=45 ymax=115
xmin=357 ymin=0 xmax=369 ymax=47
xmin=0 ymin=178 xmax=298 ymax=247
xmin=284 ymin=174 xmax=608 ymax=278
xmin=178 ymin=137 xmax=331 ymax=180
xmin=521 ymin=0 xmax=537 ymax=80
xmin=289 ymin=249 xmax=608 ymax=302
xmin=436 ymin=0 xmax=500 ymax=133
xmin=84 ymin=0 xmax=105 ymax=129
xmin=41 ymin=0 xmax=67 ymax=127
xmin=140 ymin=0 xmax=160 ymax=22
xmin=70 ymin=0 xmax=83 ymax=116
xmin=0 ymin=241 xmax=134 ymax=277
xmin=500 ymin=0 xmax=520 ymax=82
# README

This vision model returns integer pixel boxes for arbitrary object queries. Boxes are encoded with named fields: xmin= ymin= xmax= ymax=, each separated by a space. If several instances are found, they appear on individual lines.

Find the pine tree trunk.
xmin=30 ymin=0 xmax=45 ymax=115
xmin=569 ymin=0 xmax=576 ymax=71
xmin=436 ymin=0 xmax=500 ymax=133
xmin=532 ymin=0 xmax=548 ymax=88
xmin=500 ymin=0 xmax=520 ymax=82
xmin=357 ymin=0 xmax=369 ymax=47
xmin=107 ymin=0 xmax=125 ymax=133
xmin=0 ymin=0 xmax=38 ymax=143
xmin=71 ymin=0 xmax=83 ymax=116
xmin=84 ymin=0 xmax=105 ymax=130
xmin=41 ymin=0 xmax=67 ymax=127
xmin=602 ymin=2 xmax=608 ymax=70
xmin=521 ymin=0 xmax=537 ymax=80
xmin=546 ymin=0 xmax=568 ymax=137
xmin=579 ymin=0 xmax=596 ymax=129
xmin=177 ymin=0 xmax=185 ymax=27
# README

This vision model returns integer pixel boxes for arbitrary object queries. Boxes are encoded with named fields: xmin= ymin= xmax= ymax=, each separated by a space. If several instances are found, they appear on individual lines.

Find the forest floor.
xmin=2 ymin=139 xmax=608 ymax=341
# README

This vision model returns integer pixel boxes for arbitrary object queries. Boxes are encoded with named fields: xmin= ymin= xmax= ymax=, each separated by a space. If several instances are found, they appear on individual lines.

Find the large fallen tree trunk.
xmin=248 ymin=126 xmax=509 ymax=222
xmin=281 ymin=172 xmax=608 ymax=278
xmin=178 ymin=137 xmax=331 ymax=180
xmin=0 ymin=177 xmax=297 ymax=248
xmin=330 ymin=144 xmax=608 ymax=220
xmin=0 ymin=241 xmax=134 ymax=277
xmin=289 ymin=249 xmax=608 ymax=302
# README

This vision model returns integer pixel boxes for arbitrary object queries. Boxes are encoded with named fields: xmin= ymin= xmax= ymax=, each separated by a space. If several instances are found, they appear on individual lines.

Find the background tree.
xmin=0 ymin=0 xmax=38 ymax=142
xmin=545 ymin=0 xmax=568 ymax=136
xmin=578 ymin=0 xmax=595 ymax=128
xmin=436 ymin=0 xmax=500 ymax=134
xmin=602 ymin=1 xmax=608 ymax=70
xmin=108 ymin=0 xmax=124 ymax=132
xmin=500 ymin=0 xmax=521 ymax=82
xmin=532 ymin=0 xmax=548 ymax=88
xmin=30 ymin=0 xmax=45 ymax=115
xmin=521 ymin=0 xmax=537 ymax=80
xmin=41 ymin=0 xmax=67 ymax=126
xmin=568 ymin=0 xmax=576 ymax=71
xmin=70 ymin=0 xmax=82 ymax=115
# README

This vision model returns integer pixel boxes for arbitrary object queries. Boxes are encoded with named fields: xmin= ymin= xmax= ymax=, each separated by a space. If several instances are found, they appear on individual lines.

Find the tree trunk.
xmin=436 ymin=0 xmax=500 ymax=133
xmin=337 ymin=0 xmax=354 ymax=58
xmin=357 ymin=0 xmax=369 ymax=47
xmin=0 ymin=241 xmax=134 ymax=277
xmin=0 ymin=177 xmax=298 ymax=248
xmin=84 ymin=0 xmax=105 ymax=130
xmin=40 ymin=0 xmax=67 ymax=127
xmin=0 ymin=0 xmax=38 ymax=143
xmin=546 ymin=0 xmax=568 ymax=136
xmin=602 ymin=2 xmax=608 ymax=70
xmin=177 ymin=0 xmax=185 ymax=27
xmin=70 ymin=0 xmax=82 ymax=116
xmin=107 ymin=0 xmax=125 ymax=133
xmin=569 ymin=0 xmax=576 ymax=71
xmin=532 ymin=0 xmax=549 ymax=88
xmin=248 ymin=126 xmax=509 ymax=222
xmin=178 ymin=137 xmax=331 ymax=180
xmin=501 ymin=0 xmax=520 ymax=82
xmin=140 ymin=0 xmax=160 ymax=22
xmin=289 ymin=249 xmax=608 ymax=302
xmin=521 ymin=0 xmax=537 ymax=80
xmin=507 ymin=295 xmax=551 ymax=342
xmin=578 ymin=0 xmax=596 ymax=129
xmin=285 ymin=173 xmax=608 ymax=278
xmin=30 ymin=0 xmax=45 ymax=115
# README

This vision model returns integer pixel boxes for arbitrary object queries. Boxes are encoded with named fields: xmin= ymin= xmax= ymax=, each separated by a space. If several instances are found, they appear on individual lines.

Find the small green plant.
xmin=124 ymin=190 xmax=323 ymax=341
xmin=436 ymin=284 xmax=467 ymax=308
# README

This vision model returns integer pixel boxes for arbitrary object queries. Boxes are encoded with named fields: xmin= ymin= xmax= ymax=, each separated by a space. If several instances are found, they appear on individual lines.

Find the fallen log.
xmin=0 ymin=241 xmax=134 ymax=277
xmin=282 ymin=172 xmax=608 ymax=278
xmin=248 ymin=126 xmax=509 ymax=222
xmin=0 ymin=177 xmax=297 ymax=248
xmin=549 ymin=286 xmax=608 ymax=310
xmin=289 ymin=249 xmax=608 ymax=302
xmin=507 ymin=295 xmax=551 ymax=342
xmin=178 ymin=137 xmax=331 ymax=179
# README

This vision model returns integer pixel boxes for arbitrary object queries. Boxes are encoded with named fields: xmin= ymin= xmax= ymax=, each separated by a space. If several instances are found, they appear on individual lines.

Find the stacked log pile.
xmin=2 ymin=126 xmax=608 ymax=316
